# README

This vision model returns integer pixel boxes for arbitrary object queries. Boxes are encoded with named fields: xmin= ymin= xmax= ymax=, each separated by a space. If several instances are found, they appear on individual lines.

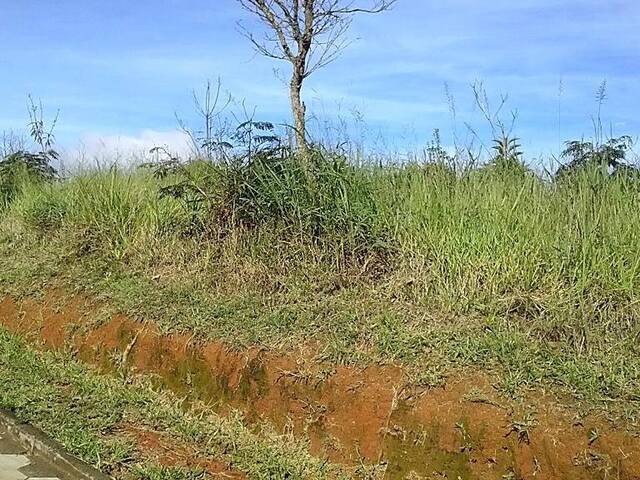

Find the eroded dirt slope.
xmin=1 ymin=291 xmax=639 ymax=480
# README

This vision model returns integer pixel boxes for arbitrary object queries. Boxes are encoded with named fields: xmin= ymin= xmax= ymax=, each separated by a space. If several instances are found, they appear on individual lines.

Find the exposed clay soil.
xmin=119 ymin=424 xmax=245 ymax=479
xmin=1 ymin=291 xmax=639 ymax=480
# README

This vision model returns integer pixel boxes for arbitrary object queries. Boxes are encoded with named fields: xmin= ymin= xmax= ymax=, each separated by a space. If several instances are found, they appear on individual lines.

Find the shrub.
xmin=555 ymin=136 xmax=638 ymax=181
xmin=148 ymin=125 xmax=388 ymax=262
xmin=0 ymin=151 xmax=57 ymax=208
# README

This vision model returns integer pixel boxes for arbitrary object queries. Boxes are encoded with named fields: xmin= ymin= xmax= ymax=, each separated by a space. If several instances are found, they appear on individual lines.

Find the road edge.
xmin=0 ymin=409 xmax=111 ymax=480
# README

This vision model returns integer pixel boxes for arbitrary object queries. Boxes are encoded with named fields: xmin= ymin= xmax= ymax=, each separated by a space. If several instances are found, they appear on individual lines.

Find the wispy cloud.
xmin=63 ymin=129 xmax=192 ymax=168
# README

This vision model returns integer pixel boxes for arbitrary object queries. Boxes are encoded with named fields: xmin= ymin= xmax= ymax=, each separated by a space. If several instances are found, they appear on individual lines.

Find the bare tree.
xmin=237 ymin=0 xmax=396 ymax=164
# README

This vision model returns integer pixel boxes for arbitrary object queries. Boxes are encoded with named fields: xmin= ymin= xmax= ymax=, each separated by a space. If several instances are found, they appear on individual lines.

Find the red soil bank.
xmin=1 ymin=291 xmax=639 ymax=479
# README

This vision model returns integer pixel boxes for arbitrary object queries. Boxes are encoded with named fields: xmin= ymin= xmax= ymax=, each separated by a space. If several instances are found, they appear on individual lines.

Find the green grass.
xmin=1 ymin=160 xmax=639 ymax=420
xmin=129 ymin=464 xmax=207 ymax=480
xmin=0 ymin=327 xmax=351 ymax=479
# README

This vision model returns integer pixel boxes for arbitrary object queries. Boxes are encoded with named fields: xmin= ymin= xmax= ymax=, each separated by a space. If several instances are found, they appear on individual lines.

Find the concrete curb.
xmin=0 ymin=409 xmax=111 ymax=480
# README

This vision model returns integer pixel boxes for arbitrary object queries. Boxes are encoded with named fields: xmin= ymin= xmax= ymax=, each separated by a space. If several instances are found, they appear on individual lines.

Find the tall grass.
xmin=374 ymin=165 xmax=640 ymax=339
xmin=1 ymin=155 xmax=640 ymax=406
xmin=5 ymin=159 xmax=640 ymax=326
xmin=5 ymin=168 xmax=189 ymax=259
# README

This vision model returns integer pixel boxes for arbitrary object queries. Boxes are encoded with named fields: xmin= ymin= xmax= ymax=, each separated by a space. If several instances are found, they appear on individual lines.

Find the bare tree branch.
xmin=237 ymin=0 xmax=396 ymax=167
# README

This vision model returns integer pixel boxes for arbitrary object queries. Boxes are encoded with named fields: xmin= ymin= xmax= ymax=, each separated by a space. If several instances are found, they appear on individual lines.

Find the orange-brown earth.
xmin=119 ymin=424 xmax=245 ymax=479
xmin=1 ymin=290 xmax=639 ymax=479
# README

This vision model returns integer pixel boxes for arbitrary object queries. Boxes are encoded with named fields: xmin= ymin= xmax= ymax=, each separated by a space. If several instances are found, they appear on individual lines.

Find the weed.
xmin=454 ymin=421 xmax=475 ymax=453
xmin=506 ymin=411 xmax=538 ymax=444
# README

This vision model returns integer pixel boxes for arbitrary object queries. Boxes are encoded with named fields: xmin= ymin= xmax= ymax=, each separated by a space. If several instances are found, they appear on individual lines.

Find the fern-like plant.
xmin=555 ymin=135 xmax=637 ymax=180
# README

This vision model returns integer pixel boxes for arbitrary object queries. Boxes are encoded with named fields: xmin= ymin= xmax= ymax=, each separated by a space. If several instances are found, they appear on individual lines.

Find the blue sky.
xmin=1 ymin=0 xmax=638 ymax=161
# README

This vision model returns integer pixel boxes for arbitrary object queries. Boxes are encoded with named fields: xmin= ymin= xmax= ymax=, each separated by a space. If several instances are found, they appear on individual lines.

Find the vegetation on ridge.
xmin=1 ymin=105 xmax=639 ymax=422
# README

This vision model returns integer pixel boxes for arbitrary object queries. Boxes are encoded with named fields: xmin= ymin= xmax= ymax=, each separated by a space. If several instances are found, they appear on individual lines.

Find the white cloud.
xmin=61 ymin=129 xmax=192 ymax=169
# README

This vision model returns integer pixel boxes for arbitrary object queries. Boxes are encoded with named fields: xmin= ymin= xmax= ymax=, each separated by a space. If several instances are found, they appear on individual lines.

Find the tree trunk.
xmin=289 ymin=72 xmax=315 ymax=186
xmin=289 ymin=74 xmax=307 ymax=155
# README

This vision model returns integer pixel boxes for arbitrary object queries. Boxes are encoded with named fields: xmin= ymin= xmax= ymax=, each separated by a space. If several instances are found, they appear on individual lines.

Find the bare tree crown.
xmin=238 ymin=0 xmax=396 ymax=78
xmin=237 ymin=0 xmax=395 ymax=157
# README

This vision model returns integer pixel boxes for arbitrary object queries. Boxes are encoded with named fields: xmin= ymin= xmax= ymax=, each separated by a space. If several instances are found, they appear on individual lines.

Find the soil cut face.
xmin=1 ymin=291 xmax=639 ymax=480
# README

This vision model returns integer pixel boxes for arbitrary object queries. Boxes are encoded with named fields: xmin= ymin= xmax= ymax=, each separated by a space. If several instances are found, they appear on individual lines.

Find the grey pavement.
xmin=0 ymin=412 xmax=108 ymax=480
xmin=0 ymin=424 xmax=64 ymax=480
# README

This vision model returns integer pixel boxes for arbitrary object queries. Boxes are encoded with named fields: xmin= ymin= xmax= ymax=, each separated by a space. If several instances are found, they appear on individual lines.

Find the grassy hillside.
xmin=1 ymin=150 xmax=639 ymax=418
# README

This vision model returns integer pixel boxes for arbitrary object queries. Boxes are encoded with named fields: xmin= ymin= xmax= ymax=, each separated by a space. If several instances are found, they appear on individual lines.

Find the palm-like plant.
xmin=492 ymin=135 xmax=522 ymax=163
xmin=1 ymin=98 xmax=59 ymax=207
xmin=489 ymin=132 xmax=527 ymax=175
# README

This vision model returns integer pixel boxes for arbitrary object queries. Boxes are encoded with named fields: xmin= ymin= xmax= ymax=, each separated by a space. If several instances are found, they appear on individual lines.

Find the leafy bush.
xmin=0 ymin=151 xmax=57 ymax=208
xmin=556 ymin=136 xmax=638 ymax=180
xmin=147 ymin=123 xmax=387 ymax=261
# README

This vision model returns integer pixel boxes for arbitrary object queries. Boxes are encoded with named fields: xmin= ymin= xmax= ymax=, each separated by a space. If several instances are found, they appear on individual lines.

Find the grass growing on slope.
xmin=0 ymin=327 xmax=352 ymax=479
xmin=0 ymin=161 xmax=639 ymax=419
